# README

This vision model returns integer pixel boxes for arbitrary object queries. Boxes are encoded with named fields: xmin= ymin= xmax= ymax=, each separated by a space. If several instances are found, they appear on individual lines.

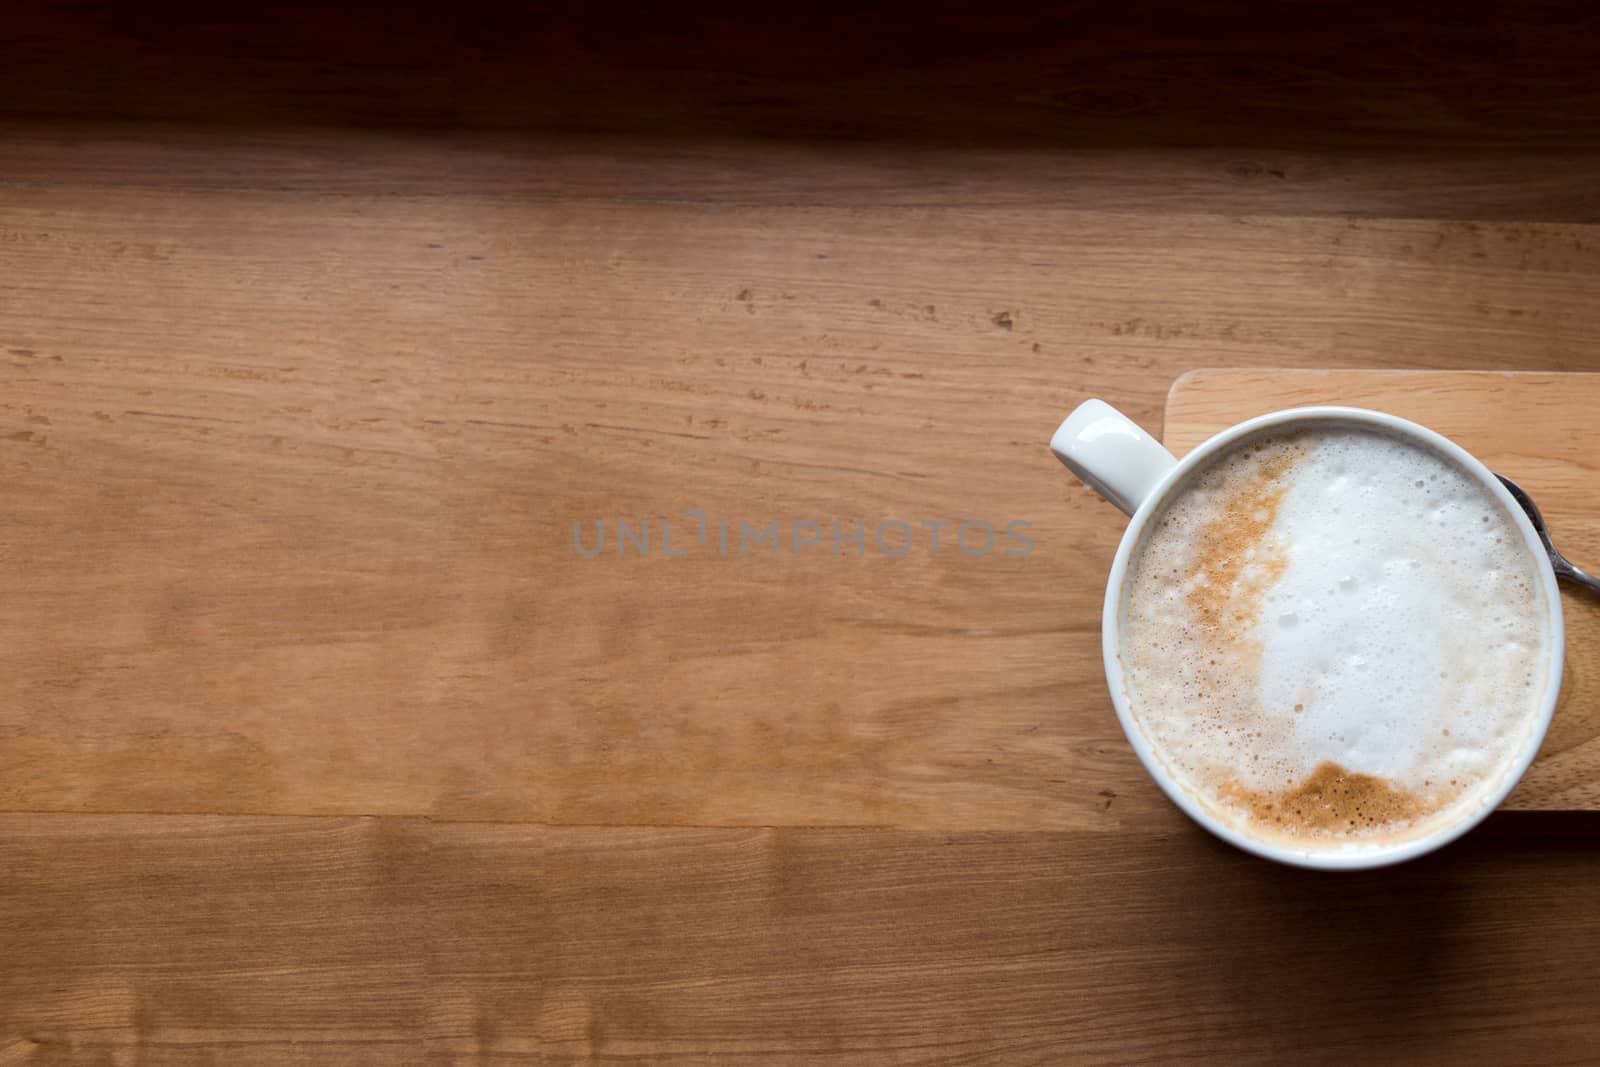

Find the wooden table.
xmin=3 ymin=6 xmax=1600 ymax=1064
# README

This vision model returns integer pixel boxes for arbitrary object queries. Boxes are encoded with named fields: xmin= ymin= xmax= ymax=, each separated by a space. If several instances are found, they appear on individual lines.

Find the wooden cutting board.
xmin=1164 ymin=369 xmax=1600 ymax=812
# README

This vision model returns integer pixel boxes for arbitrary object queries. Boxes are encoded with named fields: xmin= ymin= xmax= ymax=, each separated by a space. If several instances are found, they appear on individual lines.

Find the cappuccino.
xmin=1120 ymin=424 xmax=1552 ymax=851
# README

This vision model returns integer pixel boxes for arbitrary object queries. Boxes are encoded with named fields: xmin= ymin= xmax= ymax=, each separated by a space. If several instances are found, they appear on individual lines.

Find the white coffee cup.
xmin=1051 ymin=400 xmax=1565 ymax=869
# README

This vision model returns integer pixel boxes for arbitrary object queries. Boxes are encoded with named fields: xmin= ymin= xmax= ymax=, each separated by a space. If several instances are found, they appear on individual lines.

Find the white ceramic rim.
xmin=1101 ymin=406 xmax=1566 ymax=870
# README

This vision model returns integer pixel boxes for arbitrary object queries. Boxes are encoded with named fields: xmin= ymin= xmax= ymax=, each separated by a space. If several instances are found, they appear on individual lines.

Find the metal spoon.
xmin=1496 ymin=474 xmax=1600 ymax=593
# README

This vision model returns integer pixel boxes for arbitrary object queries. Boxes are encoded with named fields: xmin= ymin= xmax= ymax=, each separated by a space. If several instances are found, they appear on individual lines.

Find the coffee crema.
xmin=1120 ymin=425 xmax=1551 ymax=851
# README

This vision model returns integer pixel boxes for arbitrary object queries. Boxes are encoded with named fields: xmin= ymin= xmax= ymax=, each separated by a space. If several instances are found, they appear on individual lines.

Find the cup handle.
xmin=1049 ymin=399 xmax=1178 ymax=517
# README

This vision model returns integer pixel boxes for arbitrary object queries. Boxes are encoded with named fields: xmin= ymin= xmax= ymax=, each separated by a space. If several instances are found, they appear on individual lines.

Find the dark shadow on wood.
xmin=8 ymin=1 xmax=1600 ymax=149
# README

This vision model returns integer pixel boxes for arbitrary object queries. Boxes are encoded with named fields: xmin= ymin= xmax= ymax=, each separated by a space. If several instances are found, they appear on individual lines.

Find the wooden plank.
xmin=0 ymin=814 xmax=427 ymax=1065
xmin=1164 ymin=370 xmax=1600 ymax=811
xmin=7 ymin=814 xmax=1596 ymax=1064
xmin=6 ymin=176 xmax=1600 ymax=829
xmin=436 ymin=819 xmax=1600 ymax=1063
xmin=11 ymin=127 xmax=1600 ymax=224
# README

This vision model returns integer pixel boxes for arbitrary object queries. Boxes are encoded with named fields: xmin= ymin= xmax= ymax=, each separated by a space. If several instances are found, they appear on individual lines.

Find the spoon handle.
xmin=1557 ymin=558 xmax=1600 ymax=594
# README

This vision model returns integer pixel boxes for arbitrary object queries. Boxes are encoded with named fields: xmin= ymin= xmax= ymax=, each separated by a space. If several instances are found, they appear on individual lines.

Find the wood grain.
xmin=1165 ymin=370 xmax=1600 ymax=811
xmin=0 ymin=814 xmax=427 ymax=1065
xmin=6 ymin=172 xmax=1600 ymax=831
xmin=4 ymin=814 xmax=1597 ymax=1065
xmin=12 ymin=126 xmax=1600 ymax=224
xmin=466 ymin=820 xmax=1600 ymax=1065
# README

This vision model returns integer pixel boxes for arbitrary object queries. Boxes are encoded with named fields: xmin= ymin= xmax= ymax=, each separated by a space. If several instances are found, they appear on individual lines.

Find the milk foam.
xmin=1121 ymin=425 xmax=1550 ymax=849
